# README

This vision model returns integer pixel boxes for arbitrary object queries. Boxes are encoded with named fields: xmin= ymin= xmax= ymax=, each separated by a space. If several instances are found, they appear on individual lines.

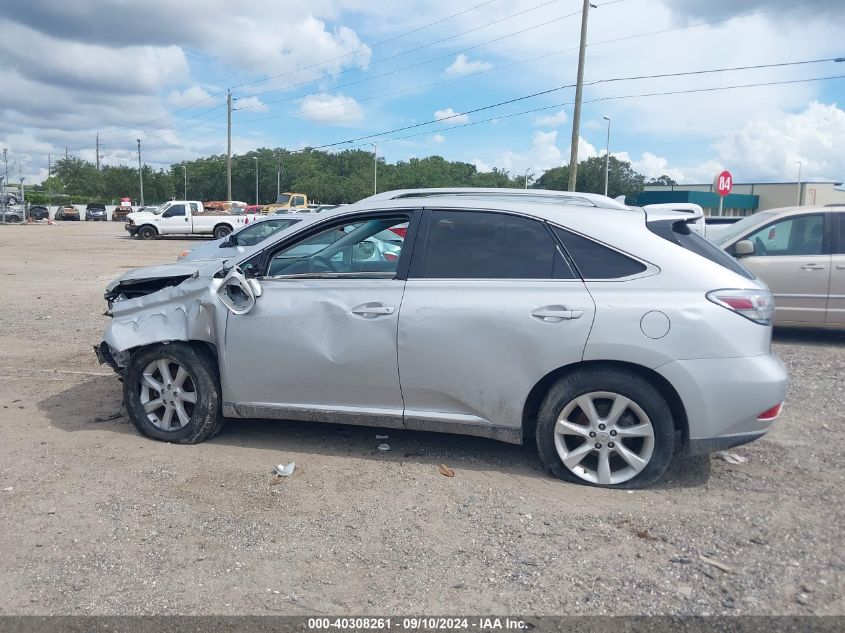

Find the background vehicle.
xmin=1 ymin=209 xmax=23 ymax=222
xmin=99 ymin=188 xmax=787 ymax=489
xmin=203 ymin=200 xmax=247 ymax=214
xmin=85 ymin=203 xmax=107 ymax=221
xmin=177 ymin=214 xmax=308 ymax=261
xmin=30 ymin=205 xmax=49 ymax=220
xmin=263 ymin=192 xmax=308 ymax=214
xmin=113 ymin=199 xmax=134 ymax=222
xmin=125 ymin=200 xmax=260 ymax=240
xmin=714 ymin=205 xmax=845 ymax=325
xmin=55 ymin=205 xmax=80 ymax=221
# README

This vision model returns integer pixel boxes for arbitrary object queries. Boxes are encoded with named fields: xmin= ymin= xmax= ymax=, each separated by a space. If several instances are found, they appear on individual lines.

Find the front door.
xmin=827 ymin=212 xmax=845 ymax=324
xmin=398 ymin=209 xmax=596 ymax=438
xmin=158 ymin=203 xmax=191 ymax=234
xmin=221 ymin=211 xmax=415 ymax=427
xmin=737 ymin=213 xmax=831 ymax=324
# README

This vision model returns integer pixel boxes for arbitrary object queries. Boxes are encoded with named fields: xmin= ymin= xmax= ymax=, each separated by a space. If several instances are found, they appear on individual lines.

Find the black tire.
xmin=213 ymin=224 xmax=232 ymax=239
xmin=137 ymin=225 xmax=157 ymax=240
xmin=123 ymin=342 xmax=223 ymax=444
xmin=536 ymin=367 xmax=674 ymax=489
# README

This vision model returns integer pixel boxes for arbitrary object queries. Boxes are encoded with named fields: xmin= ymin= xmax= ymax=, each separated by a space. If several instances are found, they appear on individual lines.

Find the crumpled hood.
xmin=106 ymin=260 xmax=224 ymax=293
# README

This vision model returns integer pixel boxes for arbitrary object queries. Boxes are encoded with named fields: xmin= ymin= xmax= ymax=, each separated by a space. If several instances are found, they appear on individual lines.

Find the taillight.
xmin=383 ymin=252 xmax=398 ymax=262
xmin=757 ymin=403 xmax=783 ymax=420
xmin=706 ymin=288 xmax=774 ymax=325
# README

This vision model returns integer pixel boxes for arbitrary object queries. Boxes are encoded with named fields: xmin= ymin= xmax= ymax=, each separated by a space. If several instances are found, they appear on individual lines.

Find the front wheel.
xmin=213 ymin=225 xmax=232 ymax=239
xmin=123 ymin=343 xmax=223 ymax=444
xmin=137 ymin=226 xmax=157 ymax=240
xmin=536 ymin=368 xmax=674 ymax=488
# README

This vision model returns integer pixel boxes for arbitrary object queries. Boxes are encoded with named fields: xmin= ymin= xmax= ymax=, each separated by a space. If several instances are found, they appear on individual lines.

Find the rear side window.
xmin=648 ymin=220 xmax=754 ymax=280
xmin=837 ymin=213 xmax=845 ymax=254
xmin=552 ymin=227 xmax=646 ymax=279
xmin=414 ymin=210 xmax=575 ymax=279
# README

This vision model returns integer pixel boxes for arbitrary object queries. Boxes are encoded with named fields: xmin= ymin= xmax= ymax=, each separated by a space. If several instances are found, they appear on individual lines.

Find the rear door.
xmin=735 ymin=213 xmax=831 ymax=324
xmin=827 ymin=213 xmax=845 ymax=323
xmin=397 ymin=209 xmax=595 ymax=438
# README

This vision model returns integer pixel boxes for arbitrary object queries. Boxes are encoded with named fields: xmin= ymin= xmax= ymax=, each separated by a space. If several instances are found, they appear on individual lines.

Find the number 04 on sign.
xmin=714 ymin=169 xmax=733 ymax=216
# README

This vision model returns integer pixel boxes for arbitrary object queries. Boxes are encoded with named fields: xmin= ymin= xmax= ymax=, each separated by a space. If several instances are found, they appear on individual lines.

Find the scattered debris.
xmin=2 ymin=487 xmax=12 ymax=492
xmin=377 ymin=443 xmax=390 ymax=452
xmin=88 ymin=406 xmax=124 ymax=423
xmin=438 ymin=464 xmax=455 ymax=477
xmin=273 ymin=463 xmax=295 ymax=477
xmin=716 ymin=451 xmax=748 ymax=465
xmin=749 ymin=537 xmax=769 ymax=546
xmin=795 ymin=593 xmax=810 ymax=606
xmin=403 ymin=451 xmax=421 ymax=458
xmin=699 ymin=554 xmax=734 ymax=574
xmin=375 ymin=434 xmax=389 ymax=440
xmin=671 ymin=557 xmax=693 ymax=564
xmin=634 ymin=529 xmax=659 ymax=541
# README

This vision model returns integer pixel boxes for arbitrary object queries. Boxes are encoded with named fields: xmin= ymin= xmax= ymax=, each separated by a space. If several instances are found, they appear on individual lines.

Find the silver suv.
xmin=97 ymin=189 xmax=788 ymax=488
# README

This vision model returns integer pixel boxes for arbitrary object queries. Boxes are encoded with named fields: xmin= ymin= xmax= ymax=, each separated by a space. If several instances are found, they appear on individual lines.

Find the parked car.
xmin=713 ymin=205 xmax=845 ymax=325
xmin=643 ymin=203 xmax=705 ymax=236
xmin=1 ymin=208 xmax=23 ymax=222
xmin=29 ymin=205 xmax=49 ymax=220
xmin=177 ymin=214 xmax=309 ymax=261
xmin=85 ymin=202 xmax=108 ymax=221
xmin=54 ymin=205 xmax=80 ymax=221
xmin=125 ymin=200 xmax=261 ymax=240
xmin=97 ymin=188 xmax=787 ymax=489
xmin=113 ymin=203 xmax=135 ymax=222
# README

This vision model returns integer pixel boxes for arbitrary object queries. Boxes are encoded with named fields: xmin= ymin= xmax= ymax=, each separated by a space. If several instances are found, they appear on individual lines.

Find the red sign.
xmin=715 ymin=170 xmax=733 ymax=197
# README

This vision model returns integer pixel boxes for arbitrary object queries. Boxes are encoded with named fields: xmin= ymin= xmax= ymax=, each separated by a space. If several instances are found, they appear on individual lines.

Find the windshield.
xmin=275 ymin=194 xmax=291 ymax=205
xmin=229 ymin=219 xmax=300 ymax=247
xmin=151 ymin=205 xmax=164 ymax=215
xmin=712 ymin=211 xmax=777 ymax=246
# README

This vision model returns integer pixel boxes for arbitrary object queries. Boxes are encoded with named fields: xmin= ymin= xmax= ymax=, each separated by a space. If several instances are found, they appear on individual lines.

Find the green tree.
xmin=646 ymin=175 xmax=678 ymax=186
xmin=534 ymin=156 xmax=645 ymax=200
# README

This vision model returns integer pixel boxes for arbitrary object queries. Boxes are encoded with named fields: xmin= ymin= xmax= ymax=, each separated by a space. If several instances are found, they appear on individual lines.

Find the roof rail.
xmin=360 ymin=187 xmax=630 ymax=210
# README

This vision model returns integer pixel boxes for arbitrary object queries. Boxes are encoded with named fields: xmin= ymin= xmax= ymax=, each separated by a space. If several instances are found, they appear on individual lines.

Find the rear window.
xmin=552 ymin=227 xmax=647 ymax=279
xmin=648 ymin=220 xmax=754 ymax=279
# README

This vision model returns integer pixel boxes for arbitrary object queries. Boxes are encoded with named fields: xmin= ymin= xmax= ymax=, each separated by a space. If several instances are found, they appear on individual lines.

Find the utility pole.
xmin=137 ymin=138 xmax=144 ymax=206
xmin=254 ymin=156 xmax=259 ymax=205
xmin=95 ymin=132 xmax=100 ymax=170
xmin=183 ymin=165 xmax=187 ymax=200
xmin=603 ymin=116 xmax=611 ymax=197
xmin=796 ymin=161 xmax=802 ymax=206
xmin=371 ymin=143 xmax=378 ymax=195
xmin=277 ymin=156 xmax=282 ymax=199
xmin=227 ymin=90 xmax=233 ymax=201
xmin=567 ymin=0 xmax=592 ymax=192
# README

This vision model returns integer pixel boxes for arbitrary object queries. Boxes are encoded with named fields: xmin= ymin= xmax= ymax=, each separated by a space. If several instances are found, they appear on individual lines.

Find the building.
xmin=636 ymin=181 xmax=845 ymax=216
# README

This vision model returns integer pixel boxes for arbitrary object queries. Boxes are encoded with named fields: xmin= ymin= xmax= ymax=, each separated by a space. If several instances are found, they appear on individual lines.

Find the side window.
xmin=837 ymin=214 xmax=845 ymax=254
xmin=414 ymin=210 xmax=575 ymax=279
xmin=293 ymin=196 xmax=306 ymax=206
xmin=167 ymin=204 xmax=186 ymax=217
xmin=552 ymin=226 xmax=647 ymax=279
xmin=189 ymin=202 xmax=200 ymax=214
xmin=744 ymin=214 xmax=824 ymax=256
xmin=266 ymin=215 xmax=408 ymax=277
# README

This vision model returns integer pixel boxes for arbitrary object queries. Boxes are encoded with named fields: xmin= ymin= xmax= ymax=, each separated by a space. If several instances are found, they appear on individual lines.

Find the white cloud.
xmin=431 ymin=134 xmax=446 ymax=144
xmin=535 ymin=109 xmax=568 ymax=128
xmin=298 ymin=93 xmax=363 ymax=125
xmin=444 ymin=54 xmax=492 ymax=77
xmin=167 ymin=86 xmax=212 ymax=108
xmin=237 ymin=96 xmax=269 ymax=112
xmin=434 ymin=108 xmax=469 ymax=125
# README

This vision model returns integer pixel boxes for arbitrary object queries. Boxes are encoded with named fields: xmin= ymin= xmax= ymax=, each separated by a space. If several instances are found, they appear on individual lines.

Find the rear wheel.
xmin=213 ymin=225 xmax=232 ymax=239
xmin=123 ymin=343 xmax=223 ymax=444
xmin=137 ymin=225 xmax=157 ymax=240
xmin=536 ymin=368 xmax=674 ymax=488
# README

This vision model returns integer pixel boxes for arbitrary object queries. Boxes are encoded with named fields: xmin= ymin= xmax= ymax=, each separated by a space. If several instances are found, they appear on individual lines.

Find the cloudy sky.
xmin=1 ymin=0 xmax=843 ymax=185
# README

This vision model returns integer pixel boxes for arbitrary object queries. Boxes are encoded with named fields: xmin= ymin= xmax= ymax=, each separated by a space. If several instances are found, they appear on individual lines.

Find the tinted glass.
xmin=552 ymin=227 xmax=646 ymax=279
xmin=837 ymin=214 xmax=845 ymax=254
xmin=416 ymin=211 xmax=574 ymax=279
xmin=233 ymin=218 xmax=300 ymax=246
xmin=267 ymin=216 xmax=407 ymax=277
xmin=648 ymin=219 xmax=754 ymax=280
xmin=744 ymin=214 xmax=824 ymax=256
xmin=167 ymin=204 xmax=186 ymax=217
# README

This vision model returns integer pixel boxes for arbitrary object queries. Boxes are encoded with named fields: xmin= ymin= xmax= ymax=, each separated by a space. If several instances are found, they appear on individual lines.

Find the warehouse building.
xmin=636 ymin=180 xmax=845 ymax=216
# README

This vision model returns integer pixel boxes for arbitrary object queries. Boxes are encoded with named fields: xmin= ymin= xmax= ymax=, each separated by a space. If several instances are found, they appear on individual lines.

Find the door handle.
xmin=836 ymin=264 xmax=845 ymax=270
xmin=350 ymin=304 xmax=395 ymax=317
xmin=801 ymin=264 xmax=826 ymax=270
xmin=531 ymin=306 xmax=583 ymax=322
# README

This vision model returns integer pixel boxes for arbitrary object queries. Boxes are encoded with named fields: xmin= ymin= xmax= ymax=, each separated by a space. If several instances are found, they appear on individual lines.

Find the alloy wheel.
xmin=138 ymin=359 xmax=198 ymax=431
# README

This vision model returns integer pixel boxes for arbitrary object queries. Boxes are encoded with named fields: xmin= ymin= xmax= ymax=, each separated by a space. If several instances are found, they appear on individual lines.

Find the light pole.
xmin=254 ymin=156 xmax=259 ymax=205
xmin=137 ymin=139 xmax=144 ymax=206
xmin=795 ymin=161 xmax=802 ymax=206
xmin=182 ymin=165 xmax=187 ymax=200
xmin=371 ymin=143 xmax=378 ymax=195
xmin=20 ymin=175 xmax=25 ymax=221
xmin=276 ymin=155 xmax=283 ymax=199
xmin=524 ymin=169 xmax=533 ymax=189
xmin=603 ymin=116 xmax=611 ymax=197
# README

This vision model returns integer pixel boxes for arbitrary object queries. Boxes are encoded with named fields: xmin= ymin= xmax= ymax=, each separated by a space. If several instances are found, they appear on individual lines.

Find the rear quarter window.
xmin=551 ymin=226 xmax=647 ymax=279
xmin=648 ymin=219 xmax=754 ymax=279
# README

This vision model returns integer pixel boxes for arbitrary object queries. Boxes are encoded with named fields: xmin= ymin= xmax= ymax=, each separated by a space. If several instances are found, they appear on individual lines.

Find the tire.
xmin=137 ymin=225 xmax=157 ymax=240
xmin=536 ymin=367 xmax=674 ymax=489
xmin=213 ymin=225 xmax=232 ymax=239
xmin=123 ymin=342 xmax=223 ymax=444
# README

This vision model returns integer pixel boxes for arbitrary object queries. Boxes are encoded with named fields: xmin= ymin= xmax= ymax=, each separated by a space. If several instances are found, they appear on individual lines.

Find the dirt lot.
xmin=0 ymin=221 xmax=843 ymax=616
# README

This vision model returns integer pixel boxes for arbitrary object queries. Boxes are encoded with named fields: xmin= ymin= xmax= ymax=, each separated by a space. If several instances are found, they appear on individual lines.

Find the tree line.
xmin=23 ymin=147 xmax=676 ymax=206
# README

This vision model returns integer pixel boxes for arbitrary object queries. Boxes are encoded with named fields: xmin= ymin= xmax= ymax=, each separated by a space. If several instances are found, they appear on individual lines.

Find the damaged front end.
xmin=97 ymin=261 xmax=231 ymax=375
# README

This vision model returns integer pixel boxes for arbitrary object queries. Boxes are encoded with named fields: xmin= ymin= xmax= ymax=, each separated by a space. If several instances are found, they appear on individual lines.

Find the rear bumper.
xmin=655 ymin=353 xmax=788 ymax=454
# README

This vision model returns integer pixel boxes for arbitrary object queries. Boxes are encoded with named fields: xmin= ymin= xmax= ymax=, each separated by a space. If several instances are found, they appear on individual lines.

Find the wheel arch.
xmin=522 ymin=360 xmax=688 ymax=448
xmin=137 ymin=223 xmax=159 ymax=236
xmin=213 ymin=222 xmax=233 ymax=235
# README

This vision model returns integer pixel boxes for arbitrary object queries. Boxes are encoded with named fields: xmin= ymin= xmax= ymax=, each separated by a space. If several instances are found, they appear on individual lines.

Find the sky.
xmin=0 ymin=0 xmax=843 ymax=187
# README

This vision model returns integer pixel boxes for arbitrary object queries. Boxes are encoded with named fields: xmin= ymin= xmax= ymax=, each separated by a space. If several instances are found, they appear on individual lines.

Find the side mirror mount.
xmin=217 ymin=269 xmax=257 ymax=314
xmin=734 ymin=239 xmax=754 ymax=257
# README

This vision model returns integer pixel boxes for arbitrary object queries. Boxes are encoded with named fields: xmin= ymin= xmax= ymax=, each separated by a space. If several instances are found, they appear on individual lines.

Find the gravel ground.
xmin=0 ymin=221 xmax=843 ymax=616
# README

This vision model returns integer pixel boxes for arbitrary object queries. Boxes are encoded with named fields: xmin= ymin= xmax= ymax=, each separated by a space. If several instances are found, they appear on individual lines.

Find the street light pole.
xmin=254 ymin=156 xmax=259 ymax=205
xmin=137 ymin=139 xmax=144 ymax=206
xmin=524 ymin=169 xmax=533 ymax=189
xmin=567 ymin=0 xmax=592 ymax=192
xmin=371 ymin=143 xmax=378 ymax=195
xmin=183 ymin=165 xmax=187 ymax=200
xmin=603 ymin=116 xmax=611 ymax=197
xmin=795 ymin=161 xmax=802 ymax=206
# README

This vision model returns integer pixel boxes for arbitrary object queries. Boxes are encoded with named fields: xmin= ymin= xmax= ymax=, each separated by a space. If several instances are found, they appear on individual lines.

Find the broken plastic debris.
xmin=698 ymin=554 xmax=734 ymax=574
xmin=375 ymin=434 xmax=389 ymax=440
xmin=2 ymin=487 xmax=12 ymax=492
xmin=438 ymin=464 xmax=455 ymax=477
xmin=377 ymin=443 xmax=390 ymax=452
xmin=273 ymin=463 xmax=295 ymax=477
xmin=716 ymin=451 xmax=748 ymax=465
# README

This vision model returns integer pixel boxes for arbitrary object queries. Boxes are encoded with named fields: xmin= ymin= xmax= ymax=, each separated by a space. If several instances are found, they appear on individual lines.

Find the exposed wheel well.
xmin=522 ymin=360 xmax=688 ymax=448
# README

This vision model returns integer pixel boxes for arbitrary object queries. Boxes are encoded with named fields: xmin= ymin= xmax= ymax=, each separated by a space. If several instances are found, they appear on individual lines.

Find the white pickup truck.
xmin=124 ymin=200 xmax=259 ymax=240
